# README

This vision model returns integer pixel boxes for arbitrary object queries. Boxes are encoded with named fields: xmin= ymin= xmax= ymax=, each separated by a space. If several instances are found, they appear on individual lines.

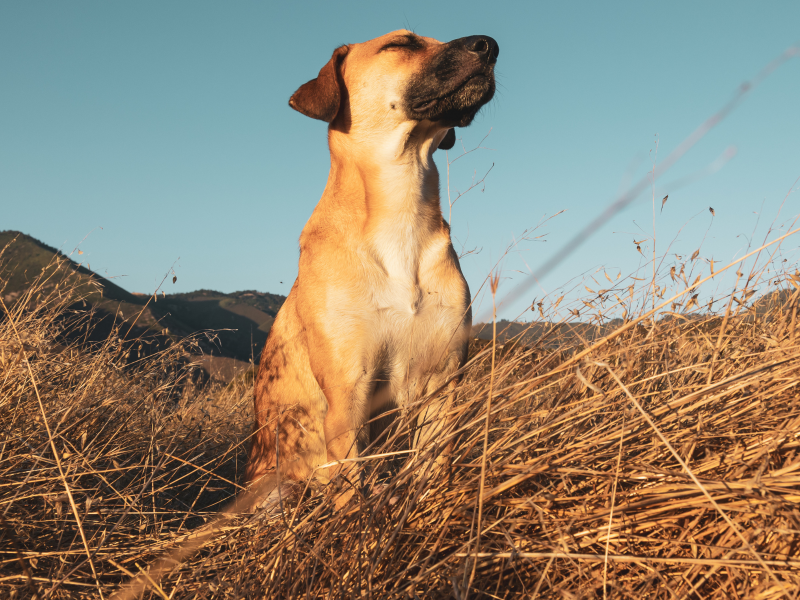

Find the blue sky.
xmin=2 ymin=2 xmax=799 ymax=319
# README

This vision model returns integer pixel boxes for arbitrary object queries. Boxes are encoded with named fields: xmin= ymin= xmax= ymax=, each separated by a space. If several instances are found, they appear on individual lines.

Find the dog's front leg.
xmin=322 ymin=381 xmax=371 ymax=507
xmin=304 ymin=348 xmax=372 ymax=507
xmin=324 ymin=408 xmax=360 ymax=504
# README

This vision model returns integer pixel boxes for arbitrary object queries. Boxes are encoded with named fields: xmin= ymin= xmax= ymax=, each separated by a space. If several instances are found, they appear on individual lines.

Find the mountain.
xmin=471 ymin=318 xmax=622 ymax=348
xmin=151 ymin=288 xmax=284 ymax=362
xmin=10 ymin=230 xmax=780 ymax=382
xmin=473 ymin=286 xmax=797 ymax=350
xmin=0 ymin=230 xmax=286 ymax=380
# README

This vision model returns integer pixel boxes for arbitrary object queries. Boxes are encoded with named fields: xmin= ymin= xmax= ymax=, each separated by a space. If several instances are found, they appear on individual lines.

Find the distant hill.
xmin=0 ymin=230 xmax=286 ymax=380
xmin=473 ymin=287 xmax=795 ymax=349
xmin=6 ymin=230 xmax=784 ymax=381
xmin=0 ymin=230 xmax=138 ymax=305
xmin=151 ymin=288 xmax=284 ymax=362
xmin=471 ymin=318 xmax=623 ymax=348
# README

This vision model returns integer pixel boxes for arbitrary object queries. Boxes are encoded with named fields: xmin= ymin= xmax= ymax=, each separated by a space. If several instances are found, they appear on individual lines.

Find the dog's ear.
xmin=289 ymin=45 xmax=349 ymax=123
xmin=438 ymin=128 xmax=456 ymax=150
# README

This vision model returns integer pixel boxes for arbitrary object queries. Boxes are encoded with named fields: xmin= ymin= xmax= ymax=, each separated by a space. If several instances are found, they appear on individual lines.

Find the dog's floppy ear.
xmin=289 ymin=45 xmax=349 ymax=123
xmin=438 ymin=128 xmax=456 ymax=150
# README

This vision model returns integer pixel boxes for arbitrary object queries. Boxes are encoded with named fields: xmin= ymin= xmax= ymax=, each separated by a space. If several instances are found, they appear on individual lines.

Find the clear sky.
xmin=2 ymin=2 xmax=799 ymax=319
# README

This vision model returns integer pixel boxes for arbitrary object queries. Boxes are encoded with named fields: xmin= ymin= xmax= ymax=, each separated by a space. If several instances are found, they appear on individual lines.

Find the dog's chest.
xmin=369 ymin=210 xmax=424 ymax=282
xmin=367 ymin=218 xmax=442 ymax=313
xmin=363 ymin=229 xmax=466 ymax=367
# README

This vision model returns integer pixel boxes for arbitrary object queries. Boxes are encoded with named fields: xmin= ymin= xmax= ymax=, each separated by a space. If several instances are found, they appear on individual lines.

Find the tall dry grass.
xmin=0 ymin=256 xmax=252 ymax=599
xmin=2 ymin=239 xmax=800 ymax=599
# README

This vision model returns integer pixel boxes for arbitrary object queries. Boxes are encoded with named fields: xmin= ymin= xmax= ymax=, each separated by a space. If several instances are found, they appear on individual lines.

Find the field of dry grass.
xmin=2 ymin=238 xmax=800 ymax=599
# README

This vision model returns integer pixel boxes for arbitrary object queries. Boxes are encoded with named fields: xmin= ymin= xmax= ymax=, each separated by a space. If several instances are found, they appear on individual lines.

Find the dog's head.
xmin=289 ymin=31 xmax=498 ymax=151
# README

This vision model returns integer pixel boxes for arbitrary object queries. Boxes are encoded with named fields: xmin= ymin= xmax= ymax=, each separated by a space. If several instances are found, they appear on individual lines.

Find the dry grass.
xmin=2 ymin=243 xmax=800 ymax=599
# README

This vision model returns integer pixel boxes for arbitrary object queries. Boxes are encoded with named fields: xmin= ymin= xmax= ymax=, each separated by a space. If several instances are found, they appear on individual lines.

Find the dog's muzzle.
xmin=404 ymin=35 xmax=499 ymax=127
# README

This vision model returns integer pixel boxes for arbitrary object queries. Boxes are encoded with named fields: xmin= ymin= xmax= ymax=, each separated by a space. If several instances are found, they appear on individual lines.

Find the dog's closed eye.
xmin=380 ymin=34 xmax=424 ymax=52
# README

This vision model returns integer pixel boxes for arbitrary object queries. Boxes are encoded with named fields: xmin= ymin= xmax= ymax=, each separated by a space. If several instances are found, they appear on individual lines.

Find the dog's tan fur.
xmin=245 ymin=30 xmax=497 ymax=499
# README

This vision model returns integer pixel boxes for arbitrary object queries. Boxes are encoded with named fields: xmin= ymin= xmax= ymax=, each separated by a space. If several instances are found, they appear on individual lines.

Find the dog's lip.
xmin=412 ymin=98 xmax=439 ymax=111
xmin=410 ymin=73 xmax=484 ymax=113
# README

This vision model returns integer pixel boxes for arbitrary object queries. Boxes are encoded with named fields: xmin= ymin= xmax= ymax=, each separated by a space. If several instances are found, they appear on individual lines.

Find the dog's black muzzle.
xmin=404 ymin=35 xmax=499 ymax=127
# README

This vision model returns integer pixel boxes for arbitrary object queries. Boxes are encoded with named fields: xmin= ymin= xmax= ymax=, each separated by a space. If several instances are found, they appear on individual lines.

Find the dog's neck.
xmin=312 ymin=123 xmax=450 ymax=282
xmin=326 ymin=122 xmax=447 ymax=228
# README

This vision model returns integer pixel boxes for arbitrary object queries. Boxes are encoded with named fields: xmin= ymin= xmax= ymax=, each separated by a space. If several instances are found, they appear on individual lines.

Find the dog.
xmin=245 ymin=30 xmax=498 ymax=504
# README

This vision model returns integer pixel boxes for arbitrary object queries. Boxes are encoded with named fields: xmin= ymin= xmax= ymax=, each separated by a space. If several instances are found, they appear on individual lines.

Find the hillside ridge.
xmin=0 ymin=230 xmax=286 ymax=376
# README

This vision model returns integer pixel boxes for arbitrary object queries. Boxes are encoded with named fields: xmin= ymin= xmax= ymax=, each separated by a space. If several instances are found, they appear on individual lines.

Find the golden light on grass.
xmin=2 ymin=225 xmax=800 ymax=598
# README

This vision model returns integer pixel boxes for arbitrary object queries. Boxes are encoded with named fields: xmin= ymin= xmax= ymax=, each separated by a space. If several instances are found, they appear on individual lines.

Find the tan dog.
xmin=245 ymin=30 xmax=498 ymax=501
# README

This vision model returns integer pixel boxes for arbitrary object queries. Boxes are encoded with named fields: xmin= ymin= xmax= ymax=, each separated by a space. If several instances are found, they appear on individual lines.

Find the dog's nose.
xmin=461 ymin=35 xmax=499 ymax=64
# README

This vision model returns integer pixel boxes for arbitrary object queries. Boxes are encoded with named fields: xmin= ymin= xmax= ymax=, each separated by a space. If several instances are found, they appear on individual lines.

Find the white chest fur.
xmin=360 ymin=227 xmax=467 ymax=412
